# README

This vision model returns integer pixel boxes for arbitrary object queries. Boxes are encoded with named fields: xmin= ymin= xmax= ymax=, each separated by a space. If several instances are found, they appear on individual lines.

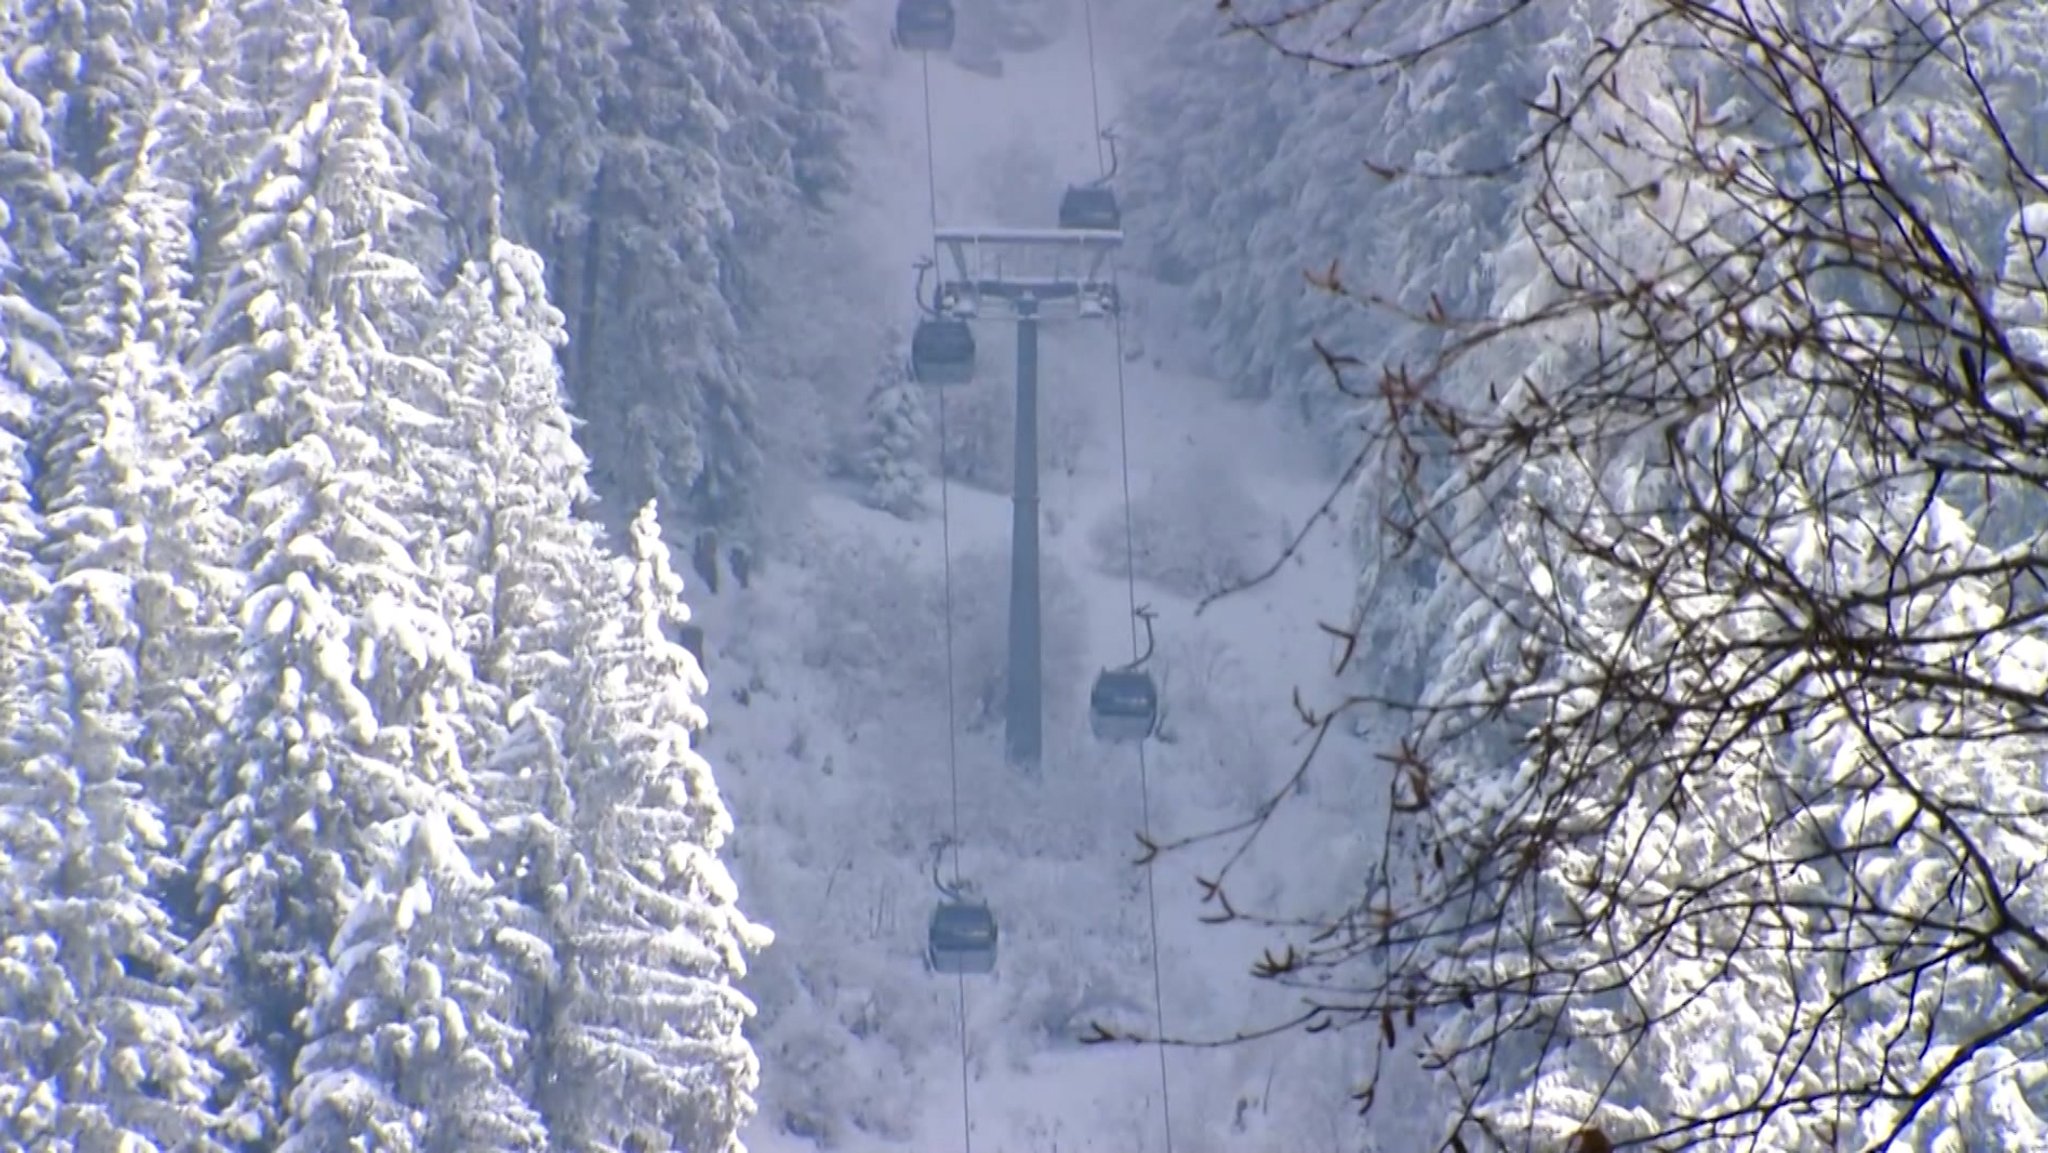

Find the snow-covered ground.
xmin=685 ymin=4 xmax=1394 ymax=1148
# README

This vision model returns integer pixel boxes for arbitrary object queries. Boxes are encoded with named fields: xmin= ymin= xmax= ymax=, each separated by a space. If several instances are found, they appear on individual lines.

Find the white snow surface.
xmin=691 ymin=4 xmax=1400 ymax=1149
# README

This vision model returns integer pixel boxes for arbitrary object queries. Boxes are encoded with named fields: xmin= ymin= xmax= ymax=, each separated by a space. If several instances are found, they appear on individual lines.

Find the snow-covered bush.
xmin=1145 ymin=629 xmax=1272 ymax=808
xmin=794 ymin=538 xmax=1086 ymax=743
xmin=759 ymin=974 xmax=939 ymax=1146
xmin=936 ymin=381 xmax=1014 ymax=493
xmin=853 ymin=357 xmax=931 ymax=519
xmin=1015 ymin=955 xmax=1151 ymax=1048
xmin=1089 ymin=455 xmax=1274 ymax=598
xmin=944 ymin=546 xmax=1088 ymax=739
xmin=764 ymin=1018 xmax=862 ymax=1145
xmin=798 ymin=540 xmax=943 ymax=703
xmin=1043 ymin=392 xmax=1090 ymax=476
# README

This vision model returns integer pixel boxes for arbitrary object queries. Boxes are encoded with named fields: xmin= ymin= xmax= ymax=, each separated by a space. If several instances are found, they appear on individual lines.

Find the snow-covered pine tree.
xmin=169 ymin=2 xmax=533 ymax=1144
xmin=190 ymin=319 xmax=538 ymax=1153
xmin=8 ymin=0 xmax=135 ymax=178
xmin=735 ymin=0 xmax=853 ymax=208
xmin=408 ymin=223 xmax=601 ymax=711
xmin=0 ymin=17 xmax=65 ymax=1131
xmin=0 ymin=0 xmax=93 ymax=329
xmin=1122 ymin=0 xmax=1550 ymax=456
xmin=46 ymin=32 xmax=243 ymax=793
xmin=567 ymin=0 xmax=757 ymax=525
xmin=0 ymin=65 xmax=257 ymax=1144
xmin=1440 ymin=327 xmax=2048 ymax=1149
xmin=540 ymin=503 xmax=770 ymax=1153
xmin=282 ymin=807 xmax=549 ymax=1153
xmin=854 ymin=337 xmax=929 ymax=519
xmin=0 ymin=365 xmax=43 ymax=768
xmin=343 ymin=0 xmax=525 ymax=263
xmin=0 ymin=6 xmax=74 ymax=413
xmin=188 ymin=322 xmax=454 ymax=1147
xmin=472 ymin=0 xmax=626 ymax=311
xmin=0 ymin=370 xmax=46 ymax=827
xmin=244 ymin=286 xmax=559 ymax=1153
xmin=419 ymin=229 xmax=611 ymax=798
xmin=413 ymin=230 xmax=629 ymax=1135
xmin=0 ymin=84 xmax=68 ymax=1124
xmin=351 ymin=0 xmax=850 ymax=542
xmin=0 ymin=475 xmax=230 ymax=1150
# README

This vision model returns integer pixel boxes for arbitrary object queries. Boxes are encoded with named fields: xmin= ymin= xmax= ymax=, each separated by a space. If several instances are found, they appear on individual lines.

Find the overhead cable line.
xmin=1076 ymin=2 xmax=1177 ymax=1148
xmin=918 ymin=47 xmax=976 ymax=1153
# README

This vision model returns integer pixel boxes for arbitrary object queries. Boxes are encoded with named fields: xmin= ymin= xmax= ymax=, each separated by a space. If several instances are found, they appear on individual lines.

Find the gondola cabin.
xmin=1058 ymin=185 xmax=1121 ymax=231
xmin=1089 ymin=669 xmax=1158 ymax=742
xmin=894 ymin=0 xmax=955 ymax=52
xmin=928 ymin=901 xmax=998 ymax=974
xmin=911 ymin=317 xmax=976 ymax=385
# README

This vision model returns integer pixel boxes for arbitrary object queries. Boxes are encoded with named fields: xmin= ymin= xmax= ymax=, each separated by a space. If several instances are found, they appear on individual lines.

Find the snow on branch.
xmin=1115 ymin=3 xmax=2048 ymax=1151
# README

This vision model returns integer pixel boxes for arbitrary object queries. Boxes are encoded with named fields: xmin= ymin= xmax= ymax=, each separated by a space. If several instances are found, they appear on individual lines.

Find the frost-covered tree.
xmin=349 ymin=0 xmax=852 ymax=538
xmin=0 ymin=425 xmax=51 ymax=1135
xmin=853 ymin=339 xmax=929 ymax=519
xmin=282 ymin=808 xmax=547 ymax=1153
xmin=0 ymin=394 xmax=42 ymax=750
xmin=8 ymin=0 xmax=142 ymax=177
xmin=541 ymin=503 xmax=770 ymax=1153
xmin=1120 ymin=2 xmax=2048 ymax=1151
xmin=415 ymin=233 xmax=628 ymax=1138
xmin=0 ymin=513 xmax=229 ymax=1150
xmin=173 ymin=4 xmax=538 ymax=1144
xmin=736 ymin=0 xmax=854 ymax=208
xmin=0 ymin=72 xmax=244 ymax=1145
xmin=343 ymin=0 xmax=524 ymax=262
xmin=581 ymin=0 xmax=847 ymax=529
xmin=1121 ymin=0 xmax=1551 ymax=449
xmin=0 ymin=0 xmax=95 ymax=321
xmin=183 ymin=0 xmax=430 ymax=433
xmin=0 ymin=10 xmax=74 ymax=414
xmin=187 ymin=324 xmax=462 ymax=1146
xmin=474 ymin=0 xmax=625 ymax=311
xmin=415 ymin=226 xmax=604 ymax=718
xmin=45 ymin=36 xmax=241 ymax=789
xmin=568 ymin=0 xmax=760 ymax=524
xmin=0 ymin=224 xmax=65 ymax=1149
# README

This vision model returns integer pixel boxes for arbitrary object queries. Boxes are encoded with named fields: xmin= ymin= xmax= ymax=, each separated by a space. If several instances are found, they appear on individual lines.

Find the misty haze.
xmin=5 ymin=1 xmax=2048 ymax=1152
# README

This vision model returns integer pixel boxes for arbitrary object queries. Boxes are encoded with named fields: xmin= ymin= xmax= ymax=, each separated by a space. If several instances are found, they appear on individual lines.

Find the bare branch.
xmin=1142 ymin=2 xmax=2048 ymax=1150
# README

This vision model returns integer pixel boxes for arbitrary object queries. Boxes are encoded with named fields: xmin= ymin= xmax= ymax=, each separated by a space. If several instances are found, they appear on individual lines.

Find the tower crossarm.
xmin=932 ymin=226 xmax=1123 ymax=320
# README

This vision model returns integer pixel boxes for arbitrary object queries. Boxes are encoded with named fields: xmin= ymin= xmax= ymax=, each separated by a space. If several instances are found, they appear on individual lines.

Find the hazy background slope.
xmin=674 ymin=0 xmax=1423 ymax=1147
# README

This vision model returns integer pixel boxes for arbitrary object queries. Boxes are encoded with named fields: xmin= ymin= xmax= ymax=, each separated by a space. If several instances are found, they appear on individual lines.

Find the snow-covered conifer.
xmin=0 ymin=531 xmax=229 ymax=1150
xmin=736 ymin=0 xmax=854 ymax=206
xmin=417 ymin=231 xmax=604 ymax=710
xmin=47 ymin=72 xmax=241 ymax=777
xmin=0 ymin=400 xmax=42 ymax=761
xmin=281 ymin=810 xmax=547 ymax=1153
xmin=1 ymin=129 xmax=241 ymax=1140
xmin=540 ymin=503 xmax=770 ymax=1153
xmin=475 ymin=0 xmax=625 ymax=280
xmin=855 ymin=339 xmax=930 ymax=519
xmin=0 ymin=24 xmax=73 ymax=412
xmin=344 ymin=0 xmax=524 ymax=262
xmin=1 ymin=97 xmax=233 ymax=1127
xmin=177 ymin=6 xmax=605 ymax=1133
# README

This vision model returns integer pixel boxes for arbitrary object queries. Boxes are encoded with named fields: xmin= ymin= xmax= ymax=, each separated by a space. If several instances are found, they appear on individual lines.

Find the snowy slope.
xmin=684 ymin=4 xmax=1401 ymax=1149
